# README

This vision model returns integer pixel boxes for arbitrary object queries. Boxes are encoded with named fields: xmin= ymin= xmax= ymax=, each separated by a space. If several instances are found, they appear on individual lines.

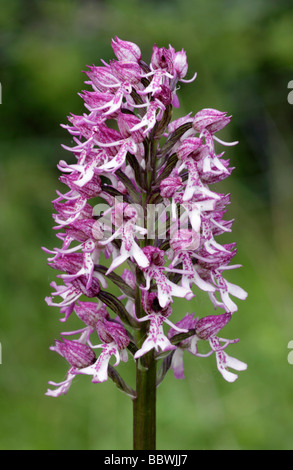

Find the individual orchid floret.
xmin=84 ymin=65 xmax=120 ymax=92
xmin=194 ymin=313 xmax=247 ymax=382
xmin=171 ymin=191 xmax=218 ymax=233
xmin=58 ymin=240 xmax=96 ymax=289
xmin=46 ymin=332 xmax=96 ymax=397
xmin=110 ymin=60 xmax=143 ymax=85
xmin=45 ymin=274 xmax=101 ymax=317
xmin=134 ymin=313 xmax=177 ymax=359
xmin=101 ymin=202 xmax=149 ymax=274
xmin=96 ymin=82 xmax=133 ymax=116
xmin=52 ymin=197 xmax=92 ymax=230
xmin=167 ymin=313 xmax=198 ymax=379
xmin=176 ymin=137 xmax=220 ymax=202
xmin=79 ymin=318 xmax=130 ymax=383
xmin=141 ymin=246 xmax=194 ymax=308
xmin=134 ymin=292 xmax=187 ymax=359
xmin=151 ymin=44 xmax=174 ymax=73
xmin=45 ymin=281 xmax=84 ymax=313
xmin=192 ymin=108 xmax=239 ymax=148
xmin=130 ymin=99 xmax=166 ymax=135
xmin=169 ymin=312 xmax=247 ymax=382
xmin=208 ymin=266 xmax=248 ymax=313
xmin=169 ymin=229 xmax=216 ymax=293
xmin=48 ymin=241 xmax=96 ymax=291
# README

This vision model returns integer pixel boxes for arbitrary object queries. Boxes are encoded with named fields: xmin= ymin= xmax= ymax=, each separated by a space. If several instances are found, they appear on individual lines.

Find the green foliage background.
xmin=0 ymin=0 xmax=293 ymax=450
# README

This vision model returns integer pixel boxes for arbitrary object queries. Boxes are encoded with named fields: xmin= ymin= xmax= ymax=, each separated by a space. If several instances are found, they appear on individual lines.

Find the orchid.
xmin=44 ymin=37 xmax=247 ymax=450
xmin=168 ymin=312 xmax=247 ymax=382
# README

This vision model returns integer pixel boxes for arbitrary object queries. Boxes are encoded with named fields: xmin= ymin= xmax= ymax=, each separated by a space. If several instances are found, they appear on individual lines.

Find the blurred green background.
xmin=0 ymin=0 xmax=293 ymax=450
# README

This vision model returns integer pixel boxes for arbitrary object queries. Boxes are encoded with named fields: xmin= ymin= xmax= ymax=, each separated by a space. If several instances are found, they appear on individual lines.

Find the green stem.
xmin=133 ymin=344 xmax=157 ymax=450
xmin=132 ymin=126 xmax=160 ymax=451
xmin=132 ymin=255 xmax=157 ymax=450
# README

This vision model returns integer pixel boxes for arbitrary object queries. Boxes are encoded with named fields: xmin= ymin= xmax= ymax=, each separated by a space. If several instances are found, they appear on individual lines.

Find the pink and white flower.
xmin=44 ymin=38 xmax=247 ymax=400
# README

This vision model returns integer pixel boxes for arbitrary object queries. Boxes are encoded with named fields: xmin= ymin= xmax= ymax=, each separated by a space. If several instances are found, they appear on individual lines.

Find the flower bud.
xmin=174 ymin=49 xmax=188 ymax=79
xmin=192 ymin=108 xmax=231 ymax=133
xmin=111 ymin=36 xmax=141 ymax=62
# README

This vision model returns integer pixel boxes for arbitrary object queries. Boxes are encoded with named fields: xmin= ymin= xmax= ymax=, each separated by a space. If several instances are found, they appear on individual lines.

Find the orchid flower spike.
xmin=44 ymin=38 xmax=247 ymax=404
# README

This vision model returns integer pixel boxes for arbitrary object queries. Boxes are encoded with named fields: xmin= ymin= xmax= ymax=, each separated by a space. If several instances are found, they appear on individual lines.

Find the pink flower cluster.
xmin=44 ymin=38 xmax=247 ymax=397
